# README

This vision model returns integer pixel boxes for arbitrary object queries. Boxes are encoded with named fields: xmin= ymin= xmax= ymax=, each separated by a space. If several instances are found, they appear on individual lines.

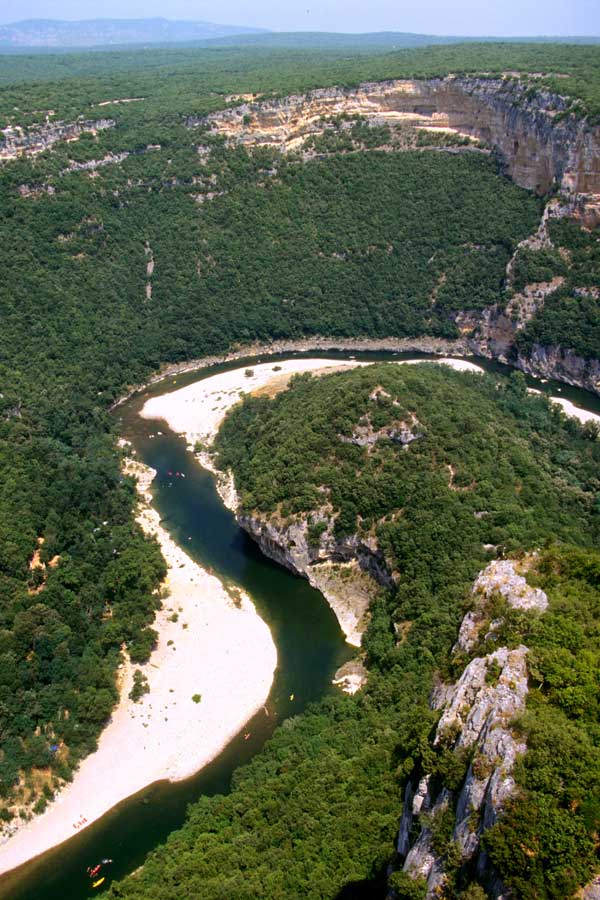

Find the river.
xmin=1 ymin=349 xmax=599 ymax=900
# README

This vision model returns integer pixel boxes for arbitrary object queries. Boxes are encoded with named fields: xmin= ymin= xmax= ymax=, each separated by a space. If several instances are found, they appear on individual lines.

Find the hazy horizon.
xmin=0 ymin=1 xmax=598 ymax=38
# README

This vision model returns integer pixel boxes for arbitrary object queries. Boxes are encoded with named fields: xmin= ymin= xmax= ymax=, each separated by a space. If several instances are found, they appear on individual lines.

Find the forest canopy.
xmin=0 ymin=36 xmax=599 ymax=898
xmin=109 ymin=363 xmax=600 ymax=899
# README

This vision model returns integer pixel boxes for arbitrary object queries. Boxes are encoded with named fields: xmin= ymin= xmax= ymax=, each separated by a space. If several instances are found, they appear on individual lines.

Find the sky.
xmin=0 ymin=0 xmax=598 ymax=37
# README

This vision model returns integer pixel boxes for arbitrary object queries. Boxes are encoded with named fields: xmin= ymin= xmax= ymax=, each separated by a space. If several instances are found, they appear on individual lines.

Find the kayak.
xmin=92 ymin=877 xmax=105 ymax=888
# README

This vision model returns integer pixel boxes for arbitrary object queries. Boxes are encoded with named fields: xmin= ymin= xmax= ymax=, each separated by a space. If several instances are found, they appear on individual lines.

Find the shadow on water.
xmin=2 ymin=349 xmax=599 ymax=899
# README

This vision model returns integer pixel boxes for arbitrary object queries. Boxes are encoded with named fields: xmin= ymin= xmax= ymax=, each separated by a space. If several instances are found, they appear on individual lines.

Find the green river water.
xmin=1 ymin=350 xmax=599 ymax=900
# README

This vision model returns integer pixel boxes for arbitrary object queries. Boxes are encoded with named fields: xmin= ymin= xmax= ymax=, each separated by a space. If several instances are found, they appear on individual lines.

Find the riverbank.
xmin=140 ymin=353 xmax=600 ymax=646
xmin=141 ymin=356 xmax=486 ymax=455
xmin=2 ymin=353 xmax=597 ymax=882
xmin=113 ymin=336 xmax=474 ymax=408
xmin=0 ymin=458 xmax=276 ymax=878
xmin=141 ymin=357 xmax=373 ymax=452
xmin=140 ymin=357 xmax=485 ymax=644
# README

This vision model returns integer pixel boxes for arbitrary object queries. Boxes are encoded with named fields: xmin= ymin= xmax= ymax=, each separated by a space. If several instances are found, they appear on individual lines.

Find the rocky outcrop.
xmin=61 ymin=151 xmax=129 ymax=175
xmin=399 ymin=646 xmax=528 ymax=899
xmin=0 ymin=118 xmax=115 ymax=160
xmin=584 ymin=876 xmax=600 ymax=900
xmin=460 ymin=306 xmax=600 ymax=395
xmin=394 ymin=558 xmax=548 ymax=899
xmin=446 ymin=305 xmax=600 ymax=394
xmin=238 ymin=512 xmax=394 ymax=646
xmin=514 ymin=343 xmax=600 ymax=395
xmin=144 ymin=241 xmax=154 ymax=301
xmin=332 ymin=658 xmax=368 ymax=695
xmin=17 ymin=183 xmax=56 ymax=198
xmin=457 ymin=558 xmax=548 ymax=653
xmin=192 ymin=76 xmax=600 ymax=200
xmin=339 ymin=408 xmax=424 ymax=451
xmin=506 ymin=197 xmax=567 ymax=284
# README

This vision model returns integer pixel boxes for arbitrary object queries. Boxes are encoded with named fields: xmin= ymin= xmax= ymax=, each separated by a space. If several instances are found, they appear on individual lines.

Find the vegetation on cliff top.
xmin=0 ymin=126 xmax=537 ymax=815
xmin=515 ymin=218 xmax=600 ymax=360
xmin=0 ymin=36 xmax=599 ymax=889
xmin=2 ymin=41 xmax=600 ymax=124
xmin=108 ymin=364 xmax=600 ymax=899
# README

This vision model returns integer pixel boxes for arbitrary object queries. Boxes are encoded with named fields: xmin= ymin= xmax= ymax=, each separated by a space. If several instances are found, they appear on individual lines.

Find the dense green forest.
xmin=514 ymin=218 xmax=600 ymax=359
xmin=214 ymin=365 xmax=599 ymax=551
xmin=2 ymin=41 xmax=600 ymax=126
xmin=0 ymin=46 xmax=535 ymax=820
xmin=0 ymin=35 xmax=599 ymax=898
xmin=0 ymin=138 xmax=539 ymax=819
xmin=108 ymin=364 xmax=600 ymax=899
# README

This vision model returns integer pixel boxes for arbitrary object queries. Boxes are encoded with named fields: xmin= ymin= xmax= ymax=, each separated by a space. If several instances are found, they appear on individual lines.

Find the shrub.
xmin=129 ymin=669 xmax=150 ymax=703
xmin=388 ymin=871 xmax=428 ymax=899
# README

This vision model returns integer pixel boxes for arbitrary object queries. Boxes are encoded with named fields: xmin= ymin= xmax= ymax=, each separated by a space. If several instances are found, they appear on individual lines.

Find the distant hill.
xmin=0 ymin=21 xmax=598 ymax=53
xmin=202 ymin=30 xmax=600 ymax=50
xmin=0 ymin=18 xmax=268 ymax=49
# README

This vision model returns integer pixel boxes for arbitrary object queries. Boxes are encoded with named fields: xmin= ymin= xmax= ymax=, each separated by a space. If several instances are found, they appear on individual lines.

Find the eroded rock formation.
xmin=394 ymin=558 xmax=548 ymax=899
xmin=192 ymin=76 xmax=600 ymax=199
xmin=454 ymin=302 xmax=600 ymax=396
xmin=190 ymin=77 xmax=600 ymax=396
xmin=0 ymin=118 xmax=115 ymax=160
xmin=60 ymin=151 xmax=129 ymax=175
xmin=238 ymin=512 xmax=391 ymax=646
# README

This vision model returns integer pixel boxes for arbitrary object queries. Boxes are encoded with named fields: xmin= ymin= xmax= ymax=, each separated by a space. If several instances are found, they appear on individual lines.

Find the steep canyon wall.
xmin=194 ymin=77 xmax=600 ymax=395
xmin=195 ymin=76 xmax=600 ymax=198
xmin=0 ymin=118 xmax=115 ymax=159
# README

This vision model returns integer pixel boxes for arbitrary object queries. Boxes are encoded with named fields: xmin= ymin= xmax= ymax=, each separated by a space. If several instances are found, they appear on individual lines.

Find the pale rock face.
xmin=457 ymin=558 xmax=548 ymax=653
xmin=403 ymin=827 xmax=438 ymax=882
xmin=472 ymin=559 xmax=548 ymax=613
xmin=396 ymin=779 xmax=416 ymax=859
xmin=394 ymin=557 xmax=547 ymax=899
xmin=238 ymin=512 xmax=390 ymax=646
xmin=515 ymin=344 xmax=600 ymax=396
xmin=60 ymin=151 xmax=129 ymax=175
xmin=584 ymin=878 xmax=600 ymax=900
xmin=434 ymin=645 xmax=529 ymax=750
xmin=192 ymin=76 xmax=600 ymax=199
xmin=0 ymin=119 xmax=115 ymax=159
xmin=332 ymin=659 xmax=368 ymax=695
xmin=459 ymin=307 xmax=600 ymax=397
xmin=396 ymin=775 xmax=435 ymax=860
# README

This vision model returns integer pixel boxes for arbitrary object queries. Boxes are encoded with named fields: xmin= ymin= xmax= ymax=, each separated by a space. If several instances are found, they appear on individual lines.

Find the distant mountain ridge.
xmin=0 ymin=18 xmax=268 ymax=48
xmin=0 ymin=20 xmax=598 ymax=52
xmin=204 ymin=30 xmax=600 ymax=49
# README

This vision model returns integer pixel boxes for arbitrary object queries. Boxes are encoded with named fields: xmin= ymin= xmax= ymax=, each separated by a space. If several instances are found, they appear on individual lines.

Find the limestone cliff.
xmin=451 ymin=303 xmax=600 ymax=396
xmin=0 ymin=118 xmax=115 ymax=160
xmin=191 ymin=76 xmax=600 ymax=200
xmin=453 ymin=193 xmax=600 ymax=395
xmin=189 ymin=78 xmax=600 ymax=395
xmin=238 ymin=511 xmax=393 ymax=646
xmin=392 ymin=558 xmax=548 ymax=899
